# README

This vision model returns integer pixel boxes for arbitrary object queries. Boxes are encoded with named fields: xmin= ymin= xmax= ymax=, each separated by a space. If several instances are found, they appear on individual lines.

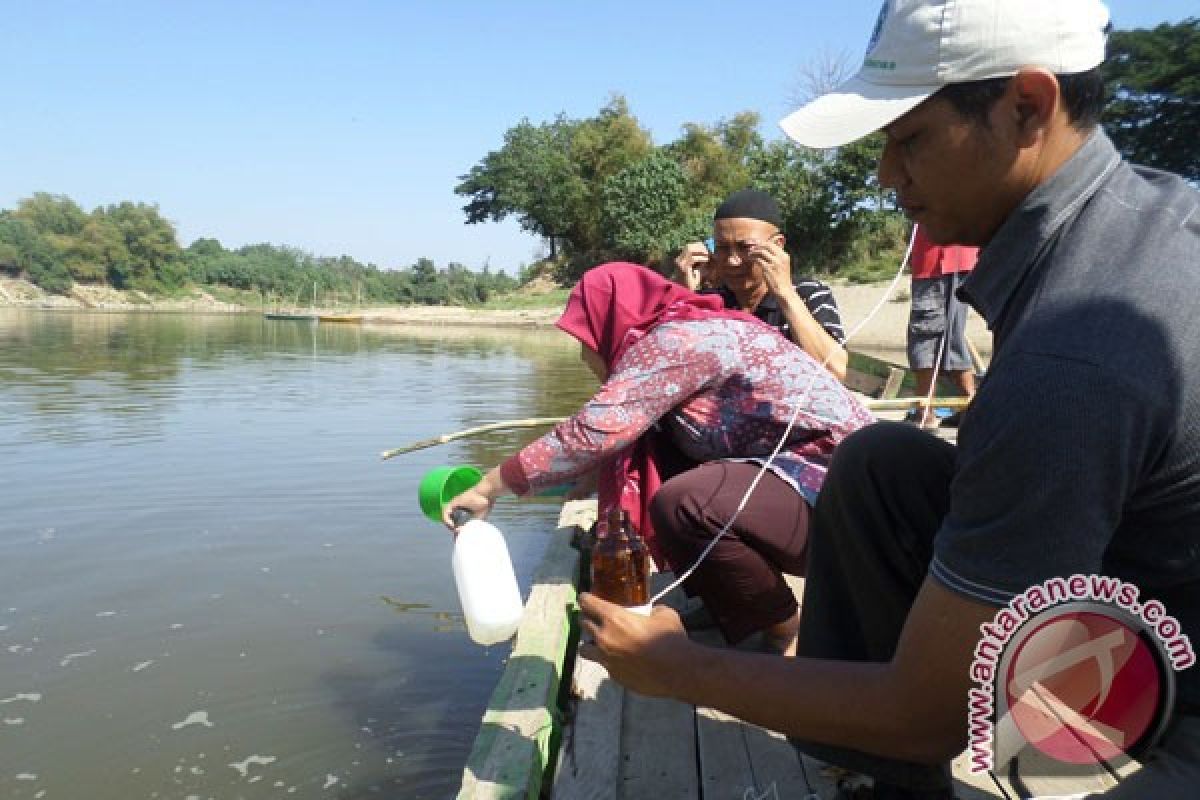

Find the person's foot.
xmin=902 ymin=408 xmax=941 ymax=430
xmin=939 ymin=411 xmax=964 ymax=428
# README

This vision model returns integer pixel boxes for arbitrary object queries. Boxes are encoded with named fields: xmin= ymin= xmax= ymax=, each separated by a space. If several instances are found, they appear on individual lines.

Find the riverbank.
xmin=0 ymin=277 xmax=246 ymax=313
xmin=359 ymin=281 xmax=993 ymax=360
xmin=0 ymin=276 xmax=991 ymax=358
xmin=0 ymin=276 xmax=562 ymax=327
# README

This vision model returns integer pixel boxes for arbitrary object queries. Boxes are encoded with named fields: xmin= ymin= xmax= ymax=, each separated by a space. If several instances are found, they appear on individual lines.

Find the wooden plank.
xmin=867 ymin=396 xmax=972 ymax=412
xmin=619 ymin=691 xmax=698 ymax=799
xmin=794 ymin=752 xmax=871 ymax=798
xmin=459 ymin=521 xmax=582 ymax=799
xmin=951 ymin=753 xmax=1012 ymax=799
xmin=988 ymin=691 xmax=1120 ymax=798
xmin=994 ymin=749 xmax=1117 ymax=799
xmin=843 ymin=367 xmax=886 ymax=397
xmin=696 ymin=706 xmax=757 ymax=798
xmin=552 ymin=657 xmax=624 ymax=800
xmin=882 ymin=366 xmax=906 ymax=399
xmin=741 ymin=722 xmax=812 ymax=797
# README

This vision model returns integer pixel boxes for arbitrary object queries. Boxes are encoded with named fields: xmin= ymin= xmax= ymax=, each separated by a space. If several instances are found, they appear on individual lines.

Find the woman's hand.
xmin=441 ymin=467 xmax=509 ymax=531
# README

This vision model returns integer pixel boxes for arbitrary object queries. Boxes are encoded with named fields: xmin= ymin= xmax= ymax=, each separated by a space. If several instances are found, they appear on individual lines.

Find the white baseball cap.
xmin=779 ymin=0 xmax=1111 ymax=149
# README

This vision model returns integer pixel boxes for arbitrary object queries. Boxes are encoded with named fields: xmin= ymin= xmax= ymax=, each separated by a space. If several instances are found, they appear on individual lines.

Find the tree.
xmin=788 ymin=48 xmax=855 ymax=108
xmin=1103 ymin=19 xmax=1200 ymax=181
xmin=664 ymin=112 xmax=764 ymax=208
xmin=564 ymin=96 xmax=654 ymax=251
xmin=95 ymin=202 xmax=183 ymax=289
xmin=187 ymin=237 xmax=226 ymax=259
xmin=456 ymin=96 xmax=652 ymax=258
xmin=456 ymin=116 xmax=583 ymax=258
xmin=62 ymin=217 xmax=130 ymax=283
xmin=14 ymin=193 xmax=88 ymax=237
xmin=600 ymin=153 xmax=706 ymax=265
xmin=0 ymin=212 xmax=72 ymax=292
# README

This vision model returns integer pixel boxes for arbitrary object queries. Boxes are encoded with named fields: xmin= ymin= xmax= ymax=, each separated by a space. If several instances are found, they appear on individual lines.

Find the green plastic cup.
xmin=418 ymin=465 xmax=483 ymax=523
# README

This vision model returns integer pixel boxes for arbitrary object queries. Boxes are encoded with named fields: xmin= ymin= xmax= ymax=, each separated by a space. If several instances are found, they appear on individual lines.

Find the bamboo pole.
xmin=380 ymin=396 xmax=974 ymax=460
xmin=966 ymin=337 xmax=989 ymax=376
xmin=867 ymin=396 xmax=972 ymax=412
xmin=379 ymin=417 xmax=567 ymax=460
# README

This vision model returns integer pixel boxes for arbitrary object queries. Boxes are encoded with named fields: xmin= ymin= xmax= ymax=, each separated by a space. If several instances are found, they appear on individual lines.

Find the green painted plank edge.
xmin=848 ymin=350 xmax=914 ymax=385
xmin=458 ymin=514 xmax=587 ymax=799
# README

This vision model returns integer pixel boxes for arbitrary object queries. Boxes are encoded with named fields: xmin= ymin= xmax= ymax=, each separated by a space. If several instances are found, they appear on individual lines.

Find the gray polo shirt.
xmin=928 ymin=131 xmax=1200 ymax=703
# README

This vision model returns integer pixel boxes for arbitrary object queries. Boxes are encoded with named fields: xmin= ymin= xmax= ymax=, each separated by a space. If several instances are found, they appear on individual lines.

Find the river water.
xmin=0 ymin=309 xmax=595 ymax=799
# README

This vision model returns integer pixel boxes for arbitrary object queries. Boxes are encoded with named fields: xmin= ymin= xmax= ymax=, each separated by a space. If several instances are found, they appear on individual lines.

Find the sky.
xmin=2 ymin=1 xmax=1194 ymax=274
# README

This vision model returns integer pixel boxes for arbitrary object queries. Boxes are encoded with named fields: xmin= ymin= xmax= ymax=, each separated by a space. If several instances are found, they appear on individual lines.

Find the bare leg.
xmin=951 ymin=368 xmax=976 ymax=399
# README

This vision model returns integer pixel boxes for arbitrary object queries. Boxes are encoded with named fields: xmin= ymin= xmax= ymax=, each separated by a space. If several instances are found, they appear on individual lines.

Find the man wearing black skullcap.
xmin=674 ymin=188 xmax=848 ymax=380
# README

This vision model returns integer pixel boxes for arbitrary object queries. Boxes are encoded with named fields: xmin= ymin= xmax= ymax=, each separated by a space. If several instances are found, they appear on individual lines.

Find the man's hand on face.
xmin=578 ymin=592 xmax=694 ymax=697
xmin=746 ymin=238 xmax=794 ymax=297
xmin=674 ymin=242 xmax=711 ymax=291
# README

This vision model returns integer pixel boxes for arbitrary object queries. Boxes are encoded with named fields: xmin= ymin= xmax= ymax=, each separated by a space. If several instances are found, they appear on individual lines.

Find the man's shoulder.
xmin=792 ymin=278 xmax=840 ymax=309
xmin=793 ymin=276 xmax=832 ymax=291
xmin=1098 ymin=160 xmax=1200 ymax=236
xmin=792 ymin=277 xmax=837 ymax=300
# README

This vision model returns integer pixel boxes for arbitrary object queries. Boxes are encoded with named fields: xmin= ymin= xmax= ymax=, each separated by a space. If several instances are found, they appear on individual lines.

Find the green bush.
xmin=27 ymin=253 xmax=73 ymax=293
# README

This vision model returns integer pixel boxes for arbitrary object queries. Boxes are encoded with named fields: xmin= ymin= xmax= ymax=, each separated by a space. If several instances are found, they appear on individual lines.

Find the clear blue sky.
xmin=2 ymin=1 xmax=1192 ymax=274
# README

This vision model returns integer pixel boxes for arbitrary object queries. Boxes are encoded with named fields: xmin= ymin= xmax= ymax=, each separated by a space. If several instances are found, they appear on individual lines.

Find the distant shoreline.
xmin=0 ymin=275 xmax=992 ymax=356
xmin=0 ymin=276 xmax=564 ymax=328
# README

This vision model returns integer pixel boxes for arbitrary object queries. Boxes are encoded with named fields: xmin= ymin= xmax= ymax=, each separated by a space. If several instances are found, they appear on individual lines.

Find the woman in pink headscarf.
xmin=445 ymin=262 xmax=872 ymax=654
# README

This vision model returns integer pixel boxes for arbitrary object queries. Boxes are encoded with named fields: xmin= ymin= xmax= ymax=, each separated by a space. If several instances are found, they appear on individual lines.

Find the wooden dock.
xmin=457 ymin=491 xmax=1137 ymax=797
xmin=544 ymin=504 xmax=1004 ymax=800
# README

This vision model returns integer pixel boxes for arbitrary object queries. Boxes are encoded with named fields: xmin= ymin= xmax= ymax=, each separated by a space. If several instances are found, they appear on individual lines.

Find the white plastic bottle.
xmin=450 ymin=510 xmax=523 ymax=646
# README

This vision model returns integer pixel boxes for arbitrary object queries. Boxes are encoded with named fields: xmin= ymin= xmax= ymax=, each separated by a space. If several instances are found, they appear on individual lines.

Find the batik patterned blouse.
xmin=500 ymin=318 xmax=874 ymax=505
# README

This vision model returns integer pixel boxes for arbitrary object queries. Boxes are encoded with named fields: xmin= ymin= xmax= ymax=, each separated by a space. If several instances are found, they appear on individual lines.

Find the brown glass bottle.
xmin=590 ymin=507 xmax=650 ymax=607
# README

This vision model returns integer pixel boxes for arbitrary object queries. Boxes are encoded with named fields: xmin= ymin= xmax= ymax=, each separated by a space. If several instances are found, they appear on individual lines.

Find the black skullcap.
xmin=713 ymin=189 xmax=782 ymax=229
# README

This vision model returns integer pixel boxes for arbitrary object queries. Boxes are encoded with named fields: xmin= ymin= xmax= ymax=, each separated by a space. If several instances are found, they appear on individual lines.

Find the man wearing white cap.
xmin=579 ymin=1 xmax=1200 ymax=797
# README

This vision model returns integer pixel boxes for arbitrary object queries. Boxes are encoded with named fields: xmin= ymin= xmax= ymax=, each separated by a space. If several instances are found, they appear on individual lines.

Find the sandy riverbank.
xmin=0 ymin=276 xmax=991 ymax=358
xmin=362 ymin=281 xmax=993 ymax=359
xmin=0 ymin=277 xmax=246 ymax=313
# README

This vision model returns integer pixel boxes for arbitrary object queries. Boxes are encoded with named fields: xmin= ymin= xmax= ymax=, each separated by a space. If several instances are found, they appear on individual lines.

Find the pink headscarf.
xmin=555 ymin=262 xmax=765 ymax=565
xmin=556 ymin=261 xmax=761 ymax=367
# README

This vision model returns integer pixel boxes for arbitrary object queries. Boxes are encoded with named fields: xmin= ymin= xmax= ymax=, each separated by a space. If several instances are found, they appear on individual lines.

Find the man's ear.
xmin=1006 ymin=68 xmax=1061 ymax=147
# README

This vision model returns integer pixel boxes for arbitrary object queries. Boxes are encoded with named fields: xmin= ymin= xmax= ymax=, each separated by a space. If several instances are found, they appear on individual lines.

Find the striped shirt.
xmin=707 ymin=280 xmax=846 ymax=344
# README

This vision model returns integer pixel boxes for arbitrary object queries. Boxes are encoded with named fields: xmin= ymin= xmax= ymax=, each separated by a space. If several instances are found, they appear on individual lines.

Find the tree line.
xmin=455 ymin=96 xmax=904 ymax=283
xmin=2 ymin=20 xmax=1192 ymax=301
xmin=457 ymin=19 xmax=1199 ymax=283
xmin=0 ymin=193 xmax=517 ymax=304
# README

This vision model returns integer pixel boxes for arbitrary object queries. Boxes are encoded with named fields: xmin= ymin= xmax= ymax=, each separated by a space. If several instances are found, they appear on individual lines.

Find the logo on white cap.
xmin=866 ymin=0 xmax=891 ymax=54
xmin=779 ymin=0 xmax=1112 ymax=150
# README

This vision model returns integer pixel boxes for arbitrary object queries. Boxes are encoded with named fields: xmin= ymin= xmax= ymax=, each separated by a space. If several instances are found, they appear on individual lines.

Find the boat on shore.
xmin=265 ymin=282 xmax=320 ymax=322
xmin=264 ymin=311 xmax=318 ymax=322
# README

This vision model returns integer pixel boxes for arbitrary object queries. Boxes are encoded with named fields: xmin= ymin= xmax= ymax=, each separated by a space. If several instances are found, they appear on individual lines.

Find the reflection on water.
xmin=0 ymin=309 xmax=596 ymax=799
